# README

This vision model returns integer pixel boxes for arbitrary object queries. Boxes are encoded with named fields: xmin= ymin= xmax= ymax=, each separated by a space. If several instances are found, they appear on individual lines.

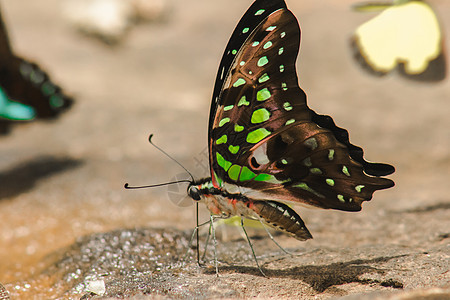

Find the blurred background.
xmin=0 ymin=0 xmax=448 ymax=297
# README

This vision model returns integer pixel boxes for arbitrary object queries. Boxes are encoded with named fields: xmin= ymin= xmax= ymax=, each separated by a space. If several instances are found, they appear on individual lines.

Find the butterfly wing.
xmin=351 ymin=1 xmax=446 ymax=81
xmin=208 ymin=0 xmax=394 ymax=211
xmin=0 ymin=7 xmax=73 ymax=134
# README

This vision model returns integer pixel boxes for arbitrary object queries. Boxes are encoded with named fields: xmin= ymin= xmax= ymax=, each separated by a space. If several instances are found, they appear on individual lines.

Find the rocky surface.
xmin=0 ymin=0 xmax=449 ymax=299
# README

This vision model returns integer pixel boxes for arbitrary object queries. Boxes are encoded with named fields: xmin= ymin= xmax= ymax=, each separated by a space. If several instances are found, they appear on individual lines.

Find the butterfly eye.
xmin=188 ymin=186 xmax=201 ymax=201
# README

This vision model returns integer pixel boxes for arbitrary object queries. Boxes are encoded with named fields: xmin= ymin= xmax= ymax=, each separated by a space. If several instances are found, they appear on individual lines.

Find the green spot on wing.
xmin=30 ymin=70 xmax=44 ymax=84
xmin=234 ymin=124 xmax=244 ymax=132
xmin=228 ymin=145 xmax=240 ymax=154
xmin=281 ymin=32 xmax=286 ymax=38
xmin=293 ymin=182 xmax=325 ymax=198
xmin=266 ymin=26 xmax=277 ymax=31
xmin=239 ymin=167 xmax=256 ymax=181
xmin=257 ymin=56 xmax=269 ymax=67
xmin=310 ymin=168 xmax=322 ymax=175
xmin=256 ymin=88 xmax=271 ymax=101
xmin=328 ymin=149 xmax=335 ymax=161
xmin=283 ymin=102 xmax=292 ymax=111
xmin=242 ymin=27 xmax=249 ymax=34
xmin=224 ymin=105 xmax=234 ymax=111
xmin=49 ymin=95 xmax=64 ymax=108
xmin=41 ymin=82 xmax=56 ymax=96
xmin=281 ymin=82 xmax=287 ymax=90
xmin=255 ymin=9 xmax=265 ymax=16
xmin=238 ymin=96 xmax=250 ymax=106
xmin=251 ymin=108 xmax=270 ymax=124
xmin=233 ymin=78 xmax=246 ymax=87
xmin=355 ymin=185 xmax=365 ymax=193
xmin=216 ymin=152 xmax=232 ymax=171
xmin=302 ymin=157 xmax=312 ymax=167
xmin=219 ymin=117 xmax=230 ymax=127
xmin=258 ymin=73 xmax=270 ymax=83
xmin=342 ymin=166 xmax=351 ymax=177
xmin=326 ymin=179 xmax=335 ymax=186
xmin=252 ymin=41 xmax=260 ymax=47
xmin=279 ymin=65 xmax=285 ymax=72
xmin=232 ymin=49 xmax=237 ymax=55
xmin=337 ymin=194 xmax=345 ymax=203
xmin=263 ymin=41 xmax=273 ymax=49
xmin=246 ymin=128 xmax=271 ymax=144
xmin=278 ymin=47 xmax=284 ymax=55
xmin=216 ymin=135 xmax=227 ymax=145
xmin=304 ymin=137 xmax=318 ymax=150
xmin=0 ymin=88 xmax=36 ymax=120
xmin=285 ymin=119 xmax=295 ymax=126
xmin=228 ymin=165 xmax=241 ymax=181
xmin=254 ymin=173 xmax=274 ymax=182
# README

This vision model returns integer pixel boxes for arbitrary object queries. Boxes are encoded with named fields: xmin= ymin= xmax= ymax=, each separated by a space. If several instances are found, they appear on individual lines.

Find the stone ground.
xmin=0 ymin=0 xmax=449 ymax=299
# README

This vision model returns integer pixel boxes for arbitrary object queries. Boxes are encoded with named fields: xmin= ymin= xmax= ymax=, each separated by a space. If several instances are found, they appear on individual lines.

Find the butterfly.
xmin=186 ymin=0 xmax=395 ymax=246
xmin=0 ymin=6 xmax=72 ymax=135
xmin=351 ymin=0 xmax=447 ymax=81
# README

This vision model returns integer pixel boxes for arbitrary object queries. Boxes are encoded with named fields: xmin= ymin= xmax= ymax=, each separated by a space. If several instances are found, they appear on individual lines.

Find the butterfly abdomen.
xmin=196 ymin=183 xmax=313 ymax=241
xmin=251 ymin=200 xmax=312 ymax=241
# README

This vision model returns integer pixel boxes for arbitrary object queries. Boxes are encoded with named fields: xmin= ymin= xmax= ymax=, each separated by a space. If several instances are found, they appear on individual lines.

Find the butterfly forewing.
xmin=209 ymin=0 xmax=287 ymax=130
xmin=210 ymin=8 xmax=308 ymax=179
xmin=208 ymin=0 xmax=394 ymax=212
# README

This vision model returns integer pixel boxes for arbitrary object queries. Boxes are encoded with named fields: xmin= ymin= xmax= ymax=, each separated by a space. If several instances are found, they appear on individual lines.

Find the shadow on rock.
xmin=216 ymin=255 xmax=406 ymax=292
xmin=0 ymin=156 xmax=83 ymax=199
xmin=401 ymin=202 xmax=450 ymax=213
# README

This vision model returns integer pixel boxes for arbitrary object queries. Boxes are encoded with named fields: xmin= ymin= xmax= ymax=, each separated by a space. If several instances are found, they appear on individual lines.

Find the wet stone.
xmin=42 ymin=228 xmax=204 ymax=298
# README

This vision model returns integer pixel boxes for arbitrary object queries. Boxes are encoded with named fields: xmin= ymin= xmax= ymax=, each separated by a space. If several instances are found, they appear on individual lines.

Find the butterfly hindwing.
xmin=243 ymin=124 xmax=394 ymax=211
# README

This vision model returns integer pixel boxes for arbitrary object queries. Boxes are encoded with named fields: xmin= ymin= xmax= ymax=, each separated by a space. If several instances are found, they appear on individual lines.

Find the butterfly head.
xmin=187 ymin=177 xmax=217 ymax=202
xmin=187 ymin=183 xmax=202 ymax=201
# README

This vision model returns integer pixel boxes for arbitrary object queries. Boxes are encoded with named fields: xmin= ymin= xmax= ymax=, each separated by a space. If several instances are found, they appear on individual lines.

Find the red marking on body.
xmin=205 ymin=195 xmax=222 ymax=215
xmin=211 ymin=176 xmax=219 ymax=188
xmin=247 ymin=200 xmax=255 ymax=210
xmin=229 ymin=198 xmax=238 ymax=209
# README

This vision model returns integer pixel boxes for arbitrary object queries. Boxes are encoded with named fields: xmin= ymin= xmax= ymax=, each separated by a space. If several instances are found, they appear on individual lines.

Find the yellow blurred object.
xmin=215 ymin=216 xmax=265 ymax=241
xmin=351 ymin=0 xmax=446 ymax=81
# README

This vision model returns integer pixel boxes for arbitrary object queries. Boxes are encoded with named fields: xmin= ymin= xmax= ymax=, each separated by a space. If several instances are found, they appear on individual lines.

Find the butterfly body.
xmin=187 ymin=0 xmax=394 ymax=243
xmin=188 ymin=178 xmax=312 ymax=241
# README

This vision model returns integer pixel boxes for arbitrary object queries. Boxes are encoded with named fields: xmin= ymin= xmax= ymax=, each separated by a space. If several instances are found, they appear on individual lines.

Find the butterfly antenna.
xmin=148 ymin=134 xmax=195 ymax=181
xmin=124 ymin=180 xmax=191 ymax=189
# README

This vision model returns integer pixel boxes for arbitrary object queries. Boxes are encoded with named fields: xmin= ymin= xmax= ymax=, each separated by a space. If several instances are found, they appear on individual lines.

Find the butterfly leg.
xmin=240 ymin=217 xmax=267 ymax=277
xmin=257 ymin=219 xmax=294 ymax=256
xmin=201 ymin=222 xmax=212 ymax=262
xmin=184 ymin=217 xmax=212 ymax=265
xmin=184 ymin=226 xmax=198 ymax=262
xmin=210 ymin=214 xmax=219 ymax=276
